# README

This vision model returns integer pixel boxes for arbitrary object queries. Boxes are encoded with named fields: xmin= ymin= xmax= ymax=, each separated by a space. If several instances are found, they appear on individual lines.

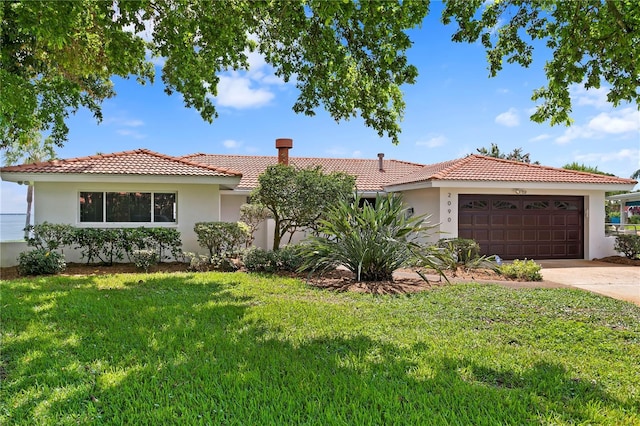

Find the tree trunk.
xmin=24 ymin=183 xmax=33 ymax=240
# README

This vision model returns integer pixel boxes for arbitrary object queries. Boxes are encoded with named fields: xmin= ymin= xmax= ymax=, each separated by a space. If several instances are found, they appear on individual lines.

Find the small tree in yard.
xmin=250 ymin=164 xmax=355 ymax=250
xmin=239 ymin=203 xmax=269 ymax=247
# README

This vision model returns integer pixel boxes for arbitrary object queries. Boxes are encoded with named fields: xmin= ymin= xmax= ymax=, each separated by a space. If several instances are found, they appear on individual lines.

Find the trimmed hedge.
xmin=23 ymin=223 xmax=182 ymax=265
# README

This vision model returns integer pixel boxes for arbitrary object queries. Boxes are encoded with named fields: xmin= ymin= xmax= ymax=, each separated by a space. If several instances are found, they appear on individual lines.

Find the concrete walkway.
xmin=538 ymin=260 xmax=640 ymax=306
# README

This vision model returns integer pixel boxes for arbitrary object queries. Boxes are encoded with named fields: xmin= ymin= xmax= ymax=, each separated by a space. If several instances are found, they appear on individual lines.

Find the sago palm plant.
xmin=299 ymin=193 xmax=444 ymax=282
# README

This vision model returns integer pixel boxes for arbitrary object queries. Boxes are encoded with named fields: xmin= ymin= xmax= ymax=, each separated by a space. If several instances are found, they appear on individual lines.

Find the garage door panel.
xmin=506 ymin=230 xmax=521 ymax=241
xmin=567 ymin=230 xmax=580 ymax=241
xmin=537 ymin=230 xmax=552 ymax=241
xmin=459 ymin=216 xmax=473 ymax=226
xmin=491 ymin=216 xmax=505 ymax=226
xmin=459 ymin=195 xmax=583 ymax=260
xmin=553 ymin=216 xmax=567 ymax=226
xmin=566 ymin=215 xmax=580 ymax=226
xmin=507 ymin=216 xmax=522 ymax=226
xmin=474 ymin=216 xmax=489 ymax=226
xmin=537 ymin=216 xmax=551 ymax=226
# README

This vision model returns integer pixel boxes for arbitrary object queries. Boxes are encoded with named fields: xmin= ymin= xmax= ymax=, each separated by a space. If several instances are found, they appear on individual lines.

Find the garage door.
xmin=458 ymin=195 xmax=584 ymax=260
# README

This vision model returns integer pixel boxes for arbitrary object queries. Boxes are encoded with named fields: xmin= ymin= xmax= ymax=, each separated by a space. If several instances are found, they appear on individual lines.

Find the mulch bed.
xmin=1 ymin=256 xmax=637 ymax=294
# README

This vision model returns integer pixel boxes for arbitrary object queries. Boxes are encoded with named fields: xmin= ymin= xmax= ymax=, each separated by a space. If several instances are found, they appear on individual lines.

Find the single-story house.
xmin=1 ymin=138 xmax=636 ymax=266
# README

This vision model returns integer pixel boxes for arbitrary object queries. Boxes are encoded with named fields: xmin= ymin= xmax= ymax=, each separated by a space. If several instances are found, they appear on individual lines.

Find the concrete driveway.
xmin=538 ymin=260 xmax=640 ymax=306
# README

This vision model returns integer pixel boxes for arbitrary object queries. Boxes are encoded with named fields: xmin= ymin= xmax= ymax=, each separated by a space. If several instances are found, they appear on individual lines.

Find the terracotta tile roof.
xmin=182 ymin=153 xmax=424 ymax=191
xmin=387 ymin=154 xmax=637 ymax=186
xmin=0 ymin=149 xmax=242 ymax=177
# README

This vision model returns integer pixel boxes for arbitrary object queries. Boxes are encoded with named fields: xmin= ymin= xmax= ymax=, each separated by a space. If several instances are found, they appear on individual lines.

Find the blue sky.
xmin=2 ymin=2 xmax=639 ymax=213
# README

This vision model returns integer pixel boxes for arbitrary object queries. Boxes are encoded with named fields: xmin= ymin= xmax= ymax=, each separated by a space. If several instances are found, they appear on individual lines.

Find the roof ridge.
xmin=129 ymin=149 xmax=243 ymax=176
xmin=471 ymin=154 xmax=636 ymax=181
xmin=428 ymin=156 xmax=471 ymax=180
xmin=183 ymin=152 xmax=422 ymax=165
xmin=0 ymin=148 xmax=243 ymax=177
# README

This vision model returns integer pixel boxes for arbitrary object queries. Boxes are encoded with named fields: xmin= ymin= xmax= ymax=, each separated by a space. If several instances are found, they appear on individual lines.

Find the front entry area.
xmin=458 ymin=195 xmax=584 ymax=260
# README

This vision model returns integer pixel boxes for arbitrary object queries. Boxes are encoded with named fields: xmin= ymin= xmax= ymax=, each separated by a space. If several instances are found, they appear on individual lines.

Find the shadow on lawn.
xmin=2 ymin=274 xmax=637 ymax=424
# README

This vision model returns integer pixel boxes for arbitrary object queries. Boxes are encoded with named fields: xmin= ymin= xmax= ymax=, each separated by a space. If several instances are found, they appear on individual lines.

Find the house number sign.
xmin=447 ymin=193 xmax=452 ymax=222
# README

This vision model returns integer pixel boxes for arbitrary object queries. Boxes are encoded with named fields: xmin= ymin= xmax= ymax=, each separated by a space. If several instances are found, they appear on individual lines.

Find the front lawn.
xmin=1 ymin=272 xmax=639 ymax=425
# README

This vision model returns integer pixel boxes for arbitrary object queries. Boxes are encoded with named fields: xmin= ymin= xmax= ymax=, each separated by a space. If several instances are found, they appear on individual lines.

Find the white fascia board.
xmin=0 ymin=172 xmax=241 ymax=187
xmin=220 ymin=189 xmax=252 ymax=195
xmin=385 ymin=180 xmax=635 ymax=193
xmin=219 ymin=188 xmax=385 ymax=197
xmin=607 ymin=191 xmax=640 ymax=201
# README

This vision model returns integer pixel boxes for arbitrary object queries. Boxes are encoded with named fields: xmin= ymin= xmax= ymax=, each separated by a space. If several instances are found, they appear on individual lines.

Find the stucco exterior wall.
xmin=220 ymin=193 xmax=270 ymax=250
xmin=32 ymin=181 xmax=221 ymax=262
xmin=399 ymin=188 xmax=441 ymax=243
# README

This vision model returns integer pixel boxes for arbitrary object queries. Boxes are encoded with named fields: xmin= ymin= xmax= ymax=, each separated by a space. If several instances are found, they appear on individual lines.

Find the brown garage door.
xmin=458 ymin=195 xmax=584 ymax=260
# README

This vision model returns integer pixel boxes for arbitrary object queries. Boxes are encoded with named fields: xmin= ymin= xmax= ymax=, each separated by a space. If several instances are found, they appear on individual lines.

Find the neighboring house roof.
xmin=1 ymin=149 xmax=242 ymax=177
xmin=182 ymin=153 xmax=425 ymax=191
xmin=385 ymin=155 xmax=637 ymax=189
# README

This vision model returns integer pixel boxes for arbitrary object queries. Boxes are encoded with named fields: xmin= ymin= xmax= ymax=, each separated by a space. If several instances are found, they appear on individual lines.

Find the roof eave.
xmin=384 ymin=179 xmax=636 ymax=192
xmin=0 ymin=172 xmax=242 ymax=187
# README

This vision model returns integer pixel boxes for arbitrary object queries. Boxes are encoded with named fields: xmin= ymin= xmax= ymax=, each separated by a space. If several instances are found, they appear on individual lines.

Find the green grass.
xmin=1 ymin=272 xmax=639 ymax=425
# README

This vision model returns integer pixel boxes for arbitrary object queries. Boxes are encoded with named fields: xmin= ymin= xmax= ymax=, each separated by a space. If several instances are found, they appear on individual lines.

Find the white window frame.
xmin=78 ymin=191 xmax=178 ymax=226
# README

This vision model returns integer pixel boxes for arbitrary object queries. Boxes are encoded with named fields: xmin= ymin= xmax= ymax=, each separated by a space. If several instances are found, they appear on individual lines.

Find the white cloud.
xmin=529 ymin=133 xmax=551 ymax=142
xmin=416 ymin=135 xmax=447 ymax=148
xmin=116 ymin=129 xmax=146 ymax=140
xmin=223 ymin=139 xmax=241 ymax=149
xmin=572 ymin=148 xmax=640 ymax=179
xmin=570 ymin=85 xmax=610 ymax=110
xmin=123 ymin=119 xmax=144 ymax=127
xmin=574 ymin=148 xmax=639 ymax=164
xmin=352 ymin=150 xmax=362 ymax=158
xmin=495 ymin=108 xmax=520 ymax=127
xmin=588 ymin=108 xmax=640 ymax=134
xmin=215 ymin=75 xmax=275 ymax=109
xmin=556 ymin=107 xmax=640 ymax=144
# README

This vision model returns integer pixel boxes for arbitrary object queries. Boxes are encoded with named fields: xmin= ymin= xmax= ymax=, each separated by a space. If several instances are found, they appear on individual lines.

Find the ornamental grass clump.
xmin=299 ymin=193 xmax=441 ymax=282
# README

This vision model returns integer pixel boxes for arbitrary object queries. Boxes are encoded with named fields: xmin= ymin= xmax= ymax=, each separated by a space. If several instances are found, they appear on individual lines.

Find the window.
xmin=79 ymin=192 xmax=176 ymax=223
xmin=460 ymin=200 xmax=488 ymax=210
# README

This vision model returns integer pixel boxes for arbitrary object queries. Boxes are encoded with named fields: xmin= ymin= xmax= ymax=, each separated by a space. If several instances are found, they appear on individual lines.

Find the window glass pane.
xmin=493 ymin=200 xmax=518 ymax=210
xmin=524 ymin=201 xmax=549 ymax=210
xmin=154 ymin=193 xmax=176 ymax=222
xmin=106 ymin=192 xmax=151 ymax=222
xmin=554 ymin=201 xmax=579 ymax=210
xmin=460 ymin=200 xmax=488 ymax=210
xmin=80 ymin=192 xmax=103 ymax=222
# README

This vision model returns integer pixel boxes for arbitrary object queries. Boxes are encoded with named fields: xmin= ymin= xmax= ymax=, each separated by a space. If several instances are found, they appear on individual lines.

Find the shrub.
xmin=183 ymin=252 xmax=211 ymax=272
xmin=25 ymin=222 xmax=74 ymax=251
xmin=131 ymin=249 xmax=158 ymax=272
xmin=436 ymin=238 xmax=481 ymax=263
xmin=498 ymin=259 xmax=542 ymax=281
xmin=210 ymin=255 xmax=239 ymax=272
xmin=17 ymin=249 xmax=66 ymax=276
xmin=277 ymin=245 xmax=304 ymax=272
xmin=298 ymin=193 xmax=440 ymax=282
xmin=243 ymin=247 xmax=279 ymax=273
xmin=614 ymin=234 xmax=640 ymax=259
xmin=194 ymin=222 xmax=250 ymax=259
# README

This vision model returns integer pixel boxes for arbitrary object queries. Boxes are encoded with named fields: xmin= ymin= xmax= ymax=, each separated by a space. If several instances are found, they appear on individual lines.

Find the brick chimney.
xmin=276 ymin=138 xmax=293 ymax=165
xmin=378 ymin=153 xmax=384 ymax=172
